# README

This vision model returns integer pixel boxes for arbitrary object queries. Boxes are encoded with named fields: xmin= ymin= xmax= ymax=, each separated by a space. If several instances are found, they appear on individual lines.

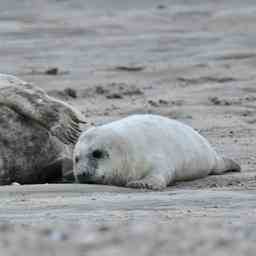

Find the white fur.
xmin=73 ymin=114 xmax=237 ymax=190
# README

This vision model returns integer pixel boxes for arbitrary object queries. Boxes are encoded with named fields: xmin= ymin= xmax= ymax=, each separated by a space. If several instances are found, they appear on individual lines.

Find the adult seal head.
xmin=73 ymin=114 xmax=240 ymax=190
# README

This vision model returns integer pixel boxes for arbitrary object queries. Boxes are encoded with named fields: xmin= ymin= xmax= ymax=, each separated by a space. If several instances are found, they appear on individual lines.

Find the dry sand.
xmin=1 ymin=0 xmax=256 ymax=255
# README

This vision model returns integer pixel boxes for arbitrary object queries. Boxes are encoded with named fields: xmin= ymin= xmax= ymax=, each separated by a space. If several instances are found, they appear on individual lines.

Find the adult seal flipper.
xmin=0 ymin=74 xmax=86 ymax=184
xmin=0 ymin=74 xmax=86 ymax=145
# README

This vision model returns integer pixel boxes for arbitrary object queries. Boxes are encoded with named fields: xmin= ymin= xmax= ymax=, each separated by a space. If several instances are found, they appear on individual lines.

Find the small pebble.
xmin=64 ymin=88 xmax=77 ymax=98
xmin=148 ymin=100 xmax=159 ymax=107
xmin=45 ymin=67 xmax=59 ymax=75
xmin=95 ymin=86 xmax=106 ymax=95
xmin=157 ymin=4 xmax=167 ymax=9
xmin=106 ymin=93 xmax=123 ymax=99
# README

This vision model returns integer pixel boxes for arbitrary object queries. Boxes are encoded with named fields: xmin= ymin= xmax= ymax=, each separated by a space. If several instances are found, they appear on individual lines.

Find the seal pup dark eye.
xmin=92 ymin=149 xmax=104 ymax=159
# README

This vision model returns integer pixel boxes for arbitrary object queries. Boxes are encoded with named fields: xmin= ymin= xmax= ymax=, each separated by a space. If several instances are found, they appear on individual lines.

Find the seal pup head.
xmin=73 ymin=127 xmax=129 ymax=186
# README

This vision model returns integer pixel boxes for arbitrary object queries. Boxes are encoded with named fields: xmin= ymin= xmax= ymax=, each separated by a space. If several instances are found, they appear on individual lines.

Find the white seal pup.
xmin=73 ymin=114 xmax=240 ymax=190
xmin=0 ymin=74 xmax=86 ymax=184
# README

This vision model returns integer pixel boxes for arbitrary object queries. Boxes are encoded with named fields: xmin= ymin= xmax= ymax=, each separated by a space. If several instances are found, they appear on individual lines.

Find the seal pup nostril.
xmin=75 ymin=155 xmax=79 ymax=163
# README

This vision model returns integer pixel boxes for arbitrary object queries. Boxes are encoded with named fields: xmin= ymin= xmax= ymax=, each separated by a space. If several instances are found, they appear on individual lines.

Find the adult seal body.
xmin=74 ymin=114 xmax=240 ymax=190
xmin=0 ymin=74 xmax=85 ymax=185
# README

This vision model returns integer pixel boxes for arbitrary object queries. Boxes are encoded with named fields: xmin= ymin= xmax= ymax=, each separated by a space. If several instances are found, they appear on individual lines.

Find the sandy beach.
xmin=1 ymin=0 xmax=256 ymax=254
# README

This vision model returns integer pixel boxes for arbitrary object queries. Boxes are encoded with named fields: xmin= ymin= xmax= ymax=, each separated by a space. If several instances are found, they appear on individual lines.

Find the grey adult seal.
xmin=73 ymin=114 xmax=240 ymax=190
xmin=0 ymin=74 xmax=85 ymax=184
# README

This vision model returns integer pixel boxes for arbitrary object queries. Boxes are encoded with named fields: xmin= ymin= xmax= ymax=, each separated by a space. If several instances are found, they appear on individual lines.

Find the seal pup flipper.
xmin=126 ymin=166 xmax=175 ymax=190
xmin=210 ymin=157 xmax=241 ymax=175
xmin=127 ymin=175 xmax=167 ymax=190
xmin=0 ymin=75 xmax=86 ymax=145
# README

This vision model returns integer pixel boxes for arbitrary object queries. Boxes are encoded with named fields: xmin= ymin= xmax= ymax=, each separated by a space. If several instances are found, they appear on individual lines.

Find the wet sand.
xmin=1 ymin=173 xmax=256 ymax=226
xmin=1 ymin=0 xmax=256 ymax=254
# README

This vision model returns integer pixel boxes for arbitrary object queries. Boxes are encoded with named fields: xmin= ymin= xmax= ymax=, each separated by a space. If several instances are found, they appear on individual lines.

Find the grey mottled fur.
xmin=0 ymin=74 xmax=84 ymax=184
